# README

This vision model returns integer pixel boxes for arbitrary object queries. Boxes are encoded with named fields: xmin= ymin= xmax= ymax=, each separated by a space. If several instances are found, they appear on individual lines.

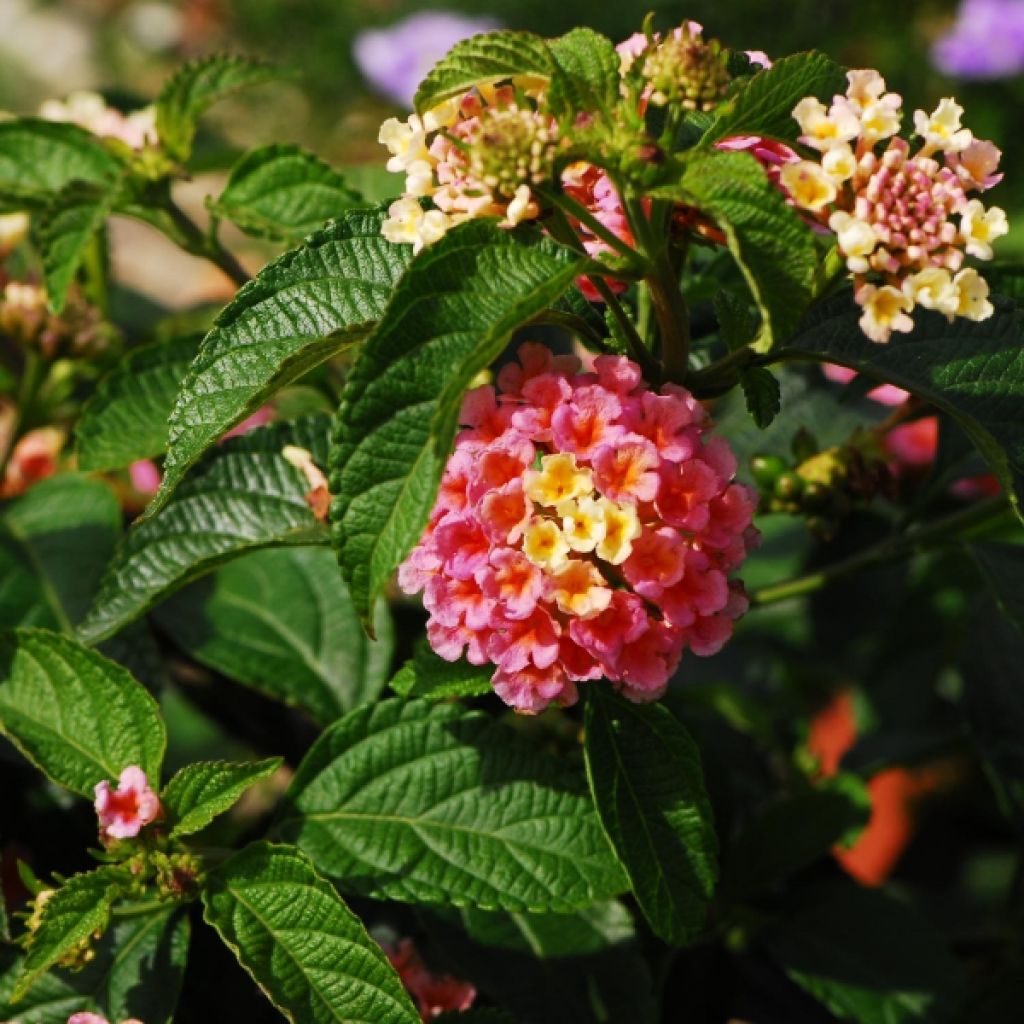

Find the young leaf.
xmin=154 ymin=547 xmax=394 ymax=725
xmin=202 ymin=841 xmax=420 ymax=1024
xmin=655 ymin=150 xmax=818 ymax=349
xmin=0 ymin=628 xmax=165 ymax=796
xmin=413 ymin=31 xmax=556 ymax=112
xmin=276 ymin=699 xmax=627 ymax=912
xmin=548 ymin=27 xmax=621 ymax=120
xmin=76 ymin=333 xmax=203 ymax=470
xmin=0 ymin=474 xmax=120 ymax=631
xmin=13 ymin=868 xmax=122 ymax=1003
xmin=583 ymin=687 xmax=718 ymax=946
xmin=155 ymin=54 xmax=282 ymax=162
xmin=0 ymin=119 xmax=121 ymax=208
xmin=78 ymin=417 xmax=330 ymax=644
xmin=151 ymin=207 xmax=413 ymax=514
xmin=330 ymin=221 xmax=587 ymax=624
xmin=389 ymin=636 xmax=493 ymax=701
xmin=37 ymin=181 xmax=116 ymax=313
xmin=161 ymin=757 xmax=282 ymax=837
xmin=740 ymin=365 xmax=782 ymax=428
xmin=207 ymin=143 xmax=362 ymax=241
xmin=700 ymin=51 xmax=846 ymax=145
xmin=761 ymin=881 xmax=965 ymax=1023
xmin=775 ymin=295 xmax=1024 ymax=519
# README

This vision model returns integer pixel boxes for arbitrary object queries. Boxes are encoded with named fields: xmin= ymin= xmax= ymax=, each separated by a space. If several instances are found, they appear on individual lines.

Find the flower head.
xmin=94 ymin=766 xmax=161 ymax=841
xmin=400 ymin=343 xmax=756 ymax=712
xmin=386 ymin=938 xmax=477 ymax=1022
xmin=41 ymin=91 xmax=156 ymax=149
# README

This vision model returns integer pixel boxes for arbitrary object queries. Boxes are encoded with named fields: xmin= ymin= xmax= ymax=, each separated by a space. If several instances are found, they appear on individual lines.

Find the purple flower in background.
xmin=932 ymin=0 xmax=1024 ymax=79
xmin=354 ymin=10 xmax=501 ymax=108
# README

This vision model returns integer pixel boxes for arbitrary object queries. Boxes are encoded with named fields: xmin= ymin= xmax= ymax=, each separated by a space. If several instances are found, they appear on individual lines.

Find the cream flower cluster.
xmin=379 ymin=84 xmax=554 ymax=252
xmin=781 ymin=71 xmax=1008 ymax=342
xmin=40 ymin=91 xmax=157 ymax=150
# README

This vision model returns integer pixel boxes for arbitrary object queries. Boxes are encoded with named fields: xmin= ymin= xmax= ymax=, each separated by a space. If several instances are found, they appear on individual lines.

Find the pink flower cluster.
xmin=94 ymin=766 xmax=161 ymax=842
xmin=387 ymin=939 xmax=477 ymax=1021
xmin=68 ymin=1015 xmax=143 ymax=1024
xmin=400 ymin=344 xmax=758 ymax=713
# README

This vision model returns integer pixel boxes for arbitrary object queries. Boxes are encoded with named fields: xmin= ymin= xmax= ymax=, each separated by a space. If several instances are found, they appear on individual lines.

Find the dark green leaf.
xmin=413 ymin=31 xmax=556 ymax=112
xmin=154 ymin=547 xmax=394 ymax=724
xmin=162 ymin=757 xmax=282 ymax=837
xmin=0 ymin=628 xmax=165 ymax=796
xmin=76 ymin=334 xmax=203 ymax=470
xmin=202 ymin=841 xmax=420 ymax=1024
xmin=330 ymin=220 xmax=587 ymax=623
xmin=277 ymin=699 xmax=626 ymax=912
xmin=155 ymin=54 xmax=282 ymax=162
xmin=78 ymin=417 xmax=330 ymax=644
xmin=548 ymin=28 xmax=620 ymax=119
xmin=208 ymin=143 xmax=362 ymax=241
xmin=151 ymin=208 xmax=412 ymax=513
xmin=583 ymin=687 xmax=718 ymax=945
xmin=389 ymin=636 xmax=492 ymax=701
xmin=971 ymin=542 xmax=1024 ymax=629
xmin=740 ymin=365 xmax=782 ymax=428
xmin=701 ymin=51 xmax=847 ymax=145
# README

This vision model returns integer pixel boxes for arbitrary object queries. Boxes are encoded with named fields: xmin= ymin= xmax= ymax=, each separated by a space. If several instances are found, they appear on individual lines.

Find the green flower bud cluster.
xmin=466 ymin=106 xmax=558 ymax=199
xmin=642 ymin=25 xmax=731 ymax=111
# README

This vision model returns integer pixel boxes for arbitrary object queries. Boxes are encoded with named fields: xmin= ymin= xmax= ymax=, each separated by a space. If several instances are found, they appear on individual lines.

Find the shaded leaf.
xmin=740 ymin=365 xmax=782 ymax=428
xmin=389 ymin=636 xmax=492 ymax=701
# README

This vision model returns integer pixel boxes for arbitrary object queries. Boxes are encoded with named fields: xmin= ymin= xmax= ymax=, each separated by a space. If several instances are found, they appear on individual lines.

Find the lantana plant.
xmin=0 ymin=16 xmax=1023 ymax=1024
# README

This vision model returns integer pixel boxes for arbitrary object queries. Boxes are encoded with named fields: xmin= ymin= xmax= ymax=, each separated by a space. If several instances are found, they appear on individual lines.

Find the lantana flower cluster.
xmin=40 ymin=90 xmax=157 ymax=150
xmin=399 ymin=344 xmax=757 ymax=713
xmin=94 ymin=765 xmax=162 ymax=842
xmin=781 ymin=70 xmax=1008 ymax=342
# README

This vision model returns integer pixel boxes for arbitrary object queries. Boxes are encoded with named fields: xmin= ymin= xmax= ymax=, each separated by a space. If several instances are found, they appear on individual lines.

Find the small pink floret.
xmin=94 ymin=766 xmax=160 ymax=841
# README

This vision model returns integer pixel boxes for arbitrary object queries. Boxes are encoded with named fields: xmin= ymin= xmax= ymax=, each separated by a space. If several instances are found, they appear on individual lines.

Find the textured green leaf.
xmin=413 ymin=31 xmax=556 ymax=112
xmin=583 ymin=687 xmax=718 ymax=946
xmin=208 ymin=143 xmax=362 ymax=241
xmin=76 ymin=334 xmax=203 ymax=470
xmin=0 ymin=628 xmax=165 ymax=796
xmin=154 ymin=547 xmax=394 ymax=725
xmin=774 ymin=295 xmax=1024 ymax=518
xmin=0 ymin=474 xmax=120 ymax=632
xmin=162 ymin=757 xmax=282 ymax=837
xmin=202 ymin=841 xmax=420 ymax=1024
xmin=78 ymin=418 xmax=330 ymax=644
xmin=657 ymin=150 xmax=819 ymax=348
xmin=13 ymin=868 xmax=122 ymax=1002
xmin=330 ymin=221 xmax=587 ymax=623
xmin=762 ymin=882 xmax=965 ymax=1023
xmin=151 ymin=208 xmax=412 ymax=514
xmin=389 ymin=636 xmax=492 ymax=701
xmin=155 ymin=54 xmax=282 ymax=162
xmin=740 ymin=365 xmax=782 ymax=428
xmin=0 ymin=119 xmax=121 ymax=208
xmin=701 ymin=51 xmax=847 ymax=145
xmin=548 ymin=28 xmax=620 ymax=119
xmin=277 ymin=699 xmax=626 ymax=911
xmin=36 ymin=181 xmax=115 ymax=313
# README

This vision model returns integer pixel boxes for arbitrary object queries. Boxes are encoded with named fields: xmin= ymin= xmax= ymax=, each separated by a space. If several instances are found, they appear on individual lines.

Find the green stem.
xmin=82 ymin=230 xmax=110 ymax=318
xmin=0 ymin=351 xmax=46 ymax=483
xmin=111 ymin=898 xmax=169 ymax=919
xmin=750 ymin=495 xmax=1010 ymax=607
xmin=165 ymin=199 xmax=250 ymax=288
xmin=686 ymin=343 xmax=755 ymax=393
xmin=541 ymin=185 xmax=644 ymax=267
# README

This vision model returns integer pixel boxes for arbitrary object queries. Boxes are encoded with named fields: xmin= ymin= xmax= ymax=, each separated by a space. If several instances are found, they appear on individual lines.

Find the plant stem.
xmin=541 ymin=185 xmax=644 ymax=267
xmin=686 ymin=343 xmax=755 ymax=393
xmin=750 ymin=495 xmax=1010 ymax=607
xmin=165 ymin=199 xmax=250 ymax=288
xmin=0 ymin=351 xmax=46 ymax=483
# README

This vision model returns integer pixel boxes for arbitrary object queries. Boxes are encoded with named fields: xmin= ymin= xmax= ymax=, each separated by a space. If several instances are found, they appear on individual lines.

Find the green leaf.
xmin=277 ymin=699 xmax=626 ymax=912
xmin=389 ymin=636 xmax=492 ymax=701
xmin=548 ymin=28 xmax=621 ymax=119
xmin=657 ymin=150 xmax=818 ymax=349
xmin=162 ymin=757 xmax=282 ymax=837
xmin=154 ymin=547 xmax=394 ymax=725
xmin=775 ymin=295 xmax=1024 ymax=518
xmin=761 ymin=881 xmax=965 ymax=1023
xmin=583 ymin=687 xmax=718 ymax=946
xmin=0 ymin=628 xmax=165 ymax=796
xmin=151 ymin=207 xmax=413 ymax=514
xmin=700 ymin=51 xmax=847 ymax=145
xmin=330 ymin=221 xmax=587 ymax=623
xmin=155 ymin=54 xmax=282 ymax=162
xmin=13 ymin=868 xmax=122 ymax=1003
xmin=76 ymin=333 xmax=203 ymax=470
xmin=78 ymin=417 xmax=330 ymax=644
xmin=721 ymin=777 xmax=871 ymax=899
xmin=0 ymin=474 xmax=121 ymax=631
xmin=740 ymin=365 xmax=782 ymax=428
xmin=202 ymin=841 xmax=420 ymax=1024
xmin=413 ymin=30 xmax=556 ymax=112
xmin=208 ymin=143 xmax=362 ymax=241
xmin=36 ymin=181 xmax=115 ymax=313
xmin=0 ymin=119 xmax=121 ymax=208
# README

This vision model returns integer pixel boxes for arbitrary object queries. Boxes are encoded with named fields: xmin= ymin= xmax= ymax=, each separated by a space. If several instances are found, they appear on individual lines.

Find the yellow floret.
xmin=558 ymin=496 xmax=607 ymax=553
xmin=522 ymin=517 xmax=570 ymax=570
xmin=595 ymin=498 xmax=641 ymax=565
xmin=548 ymin=560 xmax=612 ymax=618
xmin=524 ymin=453 xmax=593 ymax=507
